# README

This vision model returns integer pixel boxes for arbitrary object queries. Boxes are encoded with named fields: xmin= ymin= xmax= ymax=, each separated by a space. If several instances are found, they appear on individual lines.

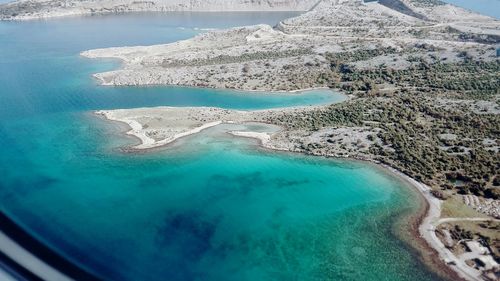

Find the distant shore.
xmin=0 ymin=0 xmax=318 ymax=21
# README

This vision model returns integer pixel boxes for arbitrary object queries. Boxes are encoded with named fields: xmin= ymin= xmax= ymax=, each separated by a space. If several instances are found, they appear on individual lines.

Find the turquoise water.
xmin=1 ymin=116 xmax=440 ymax=281
xmin=0 ymin=13 xmax=441 ymax=281
xmin=0 ymin=12 xmax=347 ymax=121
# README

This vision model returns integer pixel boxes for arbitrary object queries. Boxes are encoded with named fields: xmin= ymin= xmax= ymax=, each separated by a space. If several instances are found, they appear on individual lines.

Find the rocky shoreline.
xmin=80 ymin=0 xmax=499 ymax=93
xmin=78 ymin=0 xmax=499 ymax=279
xmin=93 ymin=104 xmax=467 ymax=281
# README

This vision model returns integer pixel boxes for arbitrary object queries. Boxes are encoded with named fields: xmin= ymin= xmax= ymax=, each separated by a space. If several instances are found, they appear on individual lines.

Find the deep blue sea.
xmin=0 ymin=12 xmax=443 ymax=281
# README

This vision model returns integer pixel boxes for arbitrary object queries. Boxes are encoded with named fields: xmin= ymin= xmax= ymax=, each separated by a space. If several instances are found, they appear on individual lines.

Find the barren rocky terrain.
xmin=81 ymin=0 xmax=499 ymax=92
xmin=0 ymin=0 xmax=319 ymax=20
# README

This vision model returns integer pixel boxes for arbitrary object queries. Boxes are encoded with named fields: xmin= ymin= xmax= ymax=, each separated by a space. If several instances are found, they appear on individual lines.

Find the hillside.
xmin=82 ymin=0 xmax=499 ymax=90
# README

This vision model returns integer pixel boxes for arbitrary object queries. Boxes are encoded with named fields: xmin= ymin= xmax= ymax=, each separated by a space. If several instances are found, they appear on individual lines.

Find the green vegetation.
xmin=441 ymin=221 xmax=500 ymax=263
xmin=273 ymin=94 xmax=499 ymax=197
xmin=270 ymin=50 xmax=499 ymax=200
xmin=446 ymin=26 xmax=500 ymax=45
xmin=346 ymin=61 xmax=499 ymax=99
xmin=161 ymin=48 xmax=313 ymax=68
xmin=328 ymin=53 xmax=500 ymax=100
xmin=410 ymin=0 xmax=445 ymax=7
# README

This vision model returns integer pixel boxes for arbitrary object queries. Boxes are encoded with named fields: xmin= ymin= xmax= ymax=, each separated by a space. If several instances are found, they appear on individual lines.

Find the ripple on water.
xmin=0 ymin=13 xmax=440 ymax=281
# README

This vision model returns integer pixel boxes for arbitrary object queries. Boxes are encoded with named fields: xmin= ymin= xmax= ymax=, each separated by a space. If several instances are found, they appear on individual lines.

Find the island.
xmin=85 ymin=1 xmax=500 ymax=280
xmin=3 ymin=0 xmax=498 ymax=280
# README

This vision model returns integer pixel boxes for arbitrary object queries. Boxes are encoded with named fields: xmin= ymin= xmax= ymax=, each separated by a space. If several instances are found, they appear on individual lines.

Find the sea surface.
xmin=0 ymin=12 xmax=442 ymax=281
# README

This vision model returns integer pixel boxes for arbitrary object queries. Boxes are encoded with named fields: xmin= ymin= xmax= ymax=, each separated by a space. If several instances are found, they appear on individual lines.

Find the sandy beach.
xmin=384 ymin=166 xmax=478 ymax=281
xmin=95 ymin=105 xmax=331 ymax=150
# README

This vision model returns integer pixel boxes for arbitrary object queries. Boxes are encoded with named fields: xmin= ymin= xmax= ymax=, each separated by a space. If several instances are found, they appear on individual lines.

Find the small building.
xmin=465 ymin=241 xmax=488 ymax=255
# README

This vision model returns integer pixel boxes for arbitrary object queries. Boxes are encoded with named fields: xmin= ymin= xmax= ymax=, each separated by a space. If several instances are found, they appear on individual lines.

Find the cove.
xmin=1 ymin=12 xmax=441 ymax=281
xmin=1 ymin=118 xmax=442 ymax=281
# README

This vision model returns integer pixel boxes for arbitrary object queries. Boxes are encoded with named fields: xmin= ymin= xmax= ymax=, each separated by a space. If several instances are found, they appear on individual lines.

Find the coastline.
xmin=96 ymin=110 xmax=476 ymax=281
xmin=380 ymin=165 xmax=468 ymax=281
xmin=84 ymin=60 xmax=339 ymax=97
xmin=0 ymin=5 xmax=315 ymax=21
xmin=96 ymin=110 xmax=225 ymax=150
xmin=1 ymin=10 xmax=305 ymax=22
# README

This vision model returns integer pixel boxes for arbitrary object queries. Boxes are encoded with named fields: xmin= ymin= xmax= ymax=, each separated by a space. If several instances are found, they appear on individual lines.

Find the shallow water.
xmin=0 ymin=12 xmax=441 ymax=281
xmin=1 ymin=117 xmax=440 ymax=281
xmin=0 ymin=12 xmax=348 ymax=120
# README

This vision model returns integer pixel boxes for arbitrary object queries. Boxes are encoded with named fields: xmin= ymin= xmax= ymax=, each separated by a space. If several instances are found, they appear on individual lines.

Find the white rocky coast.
xmin=96 ymin=106 xmax=323 ymax=150
xmin=81 ymin=0 xmax=500 ymax=92
xmin=0 ymin=0 xmax=319 ymax=20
